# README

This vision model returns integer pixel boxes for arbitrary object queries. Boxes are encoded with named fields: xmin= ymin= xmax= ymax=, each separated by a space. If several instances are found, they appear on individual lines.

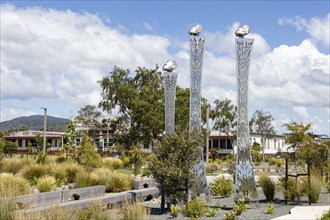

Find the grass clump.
xmin=1 ymin=157 xmax=34 ymax=174
xmin=223 ymin=210 xmax=236 ymax=220
xmin=20 ymin=163 xmax=48 ymax=185
xmin=106 ymin=173 xmax=133 ymax=192
xmin=120 ymin=200 xmax=149 ymax=220
xmin=170 ymin=204 xmax=179 ymax=218
xmin=209 ymin=175 xmax=233 ymax=197
xmin=265 ymin=202 xmax=275 ymax=214
xmin=234 ymin=198 xmax=247 ymax=215
xmin=75 ymin=170 xmax=99 ymax=188
xmin=259 ymin=173 xmax=275 ymax=202
xmin=62 ymin=162 xmax=83 ymax=183
xmin=37 ymin=175 xmax=56 ymax=192
xmin=0 ymin=173 xmax=31 ymax=197
xmin=182 ymin=198 xmax=208 ymax=218
xmin=102 ymin=157 xmax=124 ymax=169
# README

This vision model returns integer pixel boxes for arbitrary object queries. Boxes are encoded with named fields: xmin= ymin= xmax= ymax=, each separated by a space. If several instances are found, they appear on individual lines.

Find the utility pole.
xmin=41 ymin=107 xmax=47 ymax=155
xmin=206 ymin=105 xmax=210 ymax=164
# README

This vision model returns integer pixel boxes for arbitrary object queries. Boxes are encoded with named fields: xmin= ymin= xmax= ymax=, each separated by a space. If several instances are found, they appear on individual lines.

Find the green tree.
xmin=35 ymin=133 xmax=43 ymax=153
xmin=99 ymin=66 xmax=164 ymax=149
xmin=148 ymin=130 xmax=200 ymax=212
xmin=250 ymin=110 xmax=276 ymax=160
xmin=129 ymin=145 xmax=144 ymax=176
xmin=251 ymin=142 xmax=262 ymax=163
xmin=76 ymin=105 xmax=102 ymax=144
xmin=77 ymin=134 xmax=101 ymax=167
xmin=210 ymin=98 xmax=237 ymax=148
xmin=64 ymin=119 xmax=78 ymax=159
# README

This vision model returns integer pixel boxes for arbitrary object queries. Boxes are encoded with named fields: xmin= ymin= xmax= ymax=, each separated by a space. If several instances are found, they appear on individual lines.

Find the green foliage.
xmin=182 ymin=198 xmax=208 ymax=218
xmin=36 ymin=152 xmax=47 ymax=164
xmin=56 ymin=156 xmax=66 ymax=163
xmin=102 ymin=157 xmax=124 ymax=169
xmin=318 ymin=209 xmax=330 ymax=220
xmin=170 ymin=204 xmax=179 ymax=218
xmin=265 ymin=203 xmax=275 ymax=214
xmin=64 ymin=119 xmax=78 ymax=156
xmin=0 ymin=173 xmax=31 ymax=197
xmin=105 ymin=173 xmax=133 ymax=192
xmin=63 ymin=162 xmax=83 ymax=183
xmin=35 ymin=133 xmax=43 ymax=153
xmin=75 ymin=105 xmax=102 ymax=142
xmin=129 ymin=145 xmax=144 ymax=176
xmin=37 ymin=175 xmax=56 ymax=192
xmin=234 ymin=198 xmax=247 ymax=215
xmin=306 ymin=172 xmax=323 ymax=203
xmin=259 ymin=173 xmax=275 ymax=202
xmin=20 ymin=163 xmax=48 ymax=184
xmin=1 ymin=157 xmax=33 ymax=174
xmin=210 ymin=98 xmax=237 ymax=137
xmin=277 ymin=177 xmax=307 ymax=202
xmin=223 ymin=210 xmax=236 ymax=220
xmin=251 ymin=142 xmax=262 ymax=163
xmin=205 ymin=208 xmax=218 ymax=217
xmin=2 ymin=140 xmax=18 ymax=156
xmin=148 ymin=131 xmax=199 ymax=197
xmin=75 ymin=170 xmax=99 ymax=188
xmin=205 ymin=162 xmax=221 ymax=173
xmin=209 ymin=176 xmax=233 ymax=197
xmin=77 ymin=134 xmax=101 ymax=167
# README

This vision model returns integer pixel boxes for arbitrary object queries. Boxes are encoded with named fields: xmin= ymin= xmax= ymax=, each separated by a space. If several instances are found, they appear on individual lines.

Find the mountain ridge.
xmin=0 ymin=115 xmax=70 ymax=132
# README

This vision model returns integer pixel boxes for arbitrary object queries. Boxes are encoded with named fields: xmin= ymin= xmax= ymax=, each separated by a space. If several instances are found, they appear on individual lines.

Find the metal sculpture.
xmin=163 ymin=60 xmax=178 ymax=133
xmin=189 ymin=24 xmax=208 ymax=194
xmin=234 ymin=25 xmax=258 ymax=200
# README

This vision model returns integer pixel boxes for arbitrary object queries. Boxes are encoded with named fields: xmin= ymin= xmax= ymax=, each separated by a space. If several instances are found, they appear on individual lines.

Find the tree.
xmin=148 ymin=130 xmax=199 ymax=213
xmin=77 ymin=134 xmax=101 ymax=167
xmin=251 ymin=142 xmax=262 ymax=163
xmin=76 ymin=105 xmax=102 ymax=144
xmin=210 ymin=98 xmax=237 ymax=148
xmin=64 ymin=119 xmax=78 ymax=159
xmin=35 ymin=133 xmax=43 ymax=153
xmin=250 ymin=110 xmax=275 ymax=160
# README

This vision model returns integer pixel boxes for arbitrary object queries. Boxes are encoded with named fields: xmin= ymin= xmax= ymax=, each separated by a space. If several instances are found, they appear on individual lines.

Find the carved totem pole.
xmin=234 ymin=25 xmax=258 ymax=200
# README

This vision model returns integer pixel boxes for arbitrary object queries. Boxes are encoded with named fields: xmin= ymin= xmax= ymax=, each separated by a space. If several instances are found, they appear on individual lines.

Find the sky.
xmin=1 ymin=1 xmax=329 ymax=136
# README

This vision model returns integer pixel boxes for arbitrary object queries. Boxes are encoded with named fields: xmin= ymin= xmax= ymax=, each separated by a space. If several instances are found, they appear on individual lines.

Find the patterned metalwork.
xmin=234 ymin=38 xmax=258 ymax=200
xmin=164 ymin=71 xmax=178 ymax=133
xmin=189 ymin=35 xmax=208 ymax=194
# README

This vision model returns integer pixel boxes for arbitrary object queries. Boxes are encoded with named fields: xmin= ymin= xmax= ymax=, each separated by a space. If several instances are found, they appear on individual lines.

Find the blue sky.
xmin=1 ymin=1 xmax=329 ymax=135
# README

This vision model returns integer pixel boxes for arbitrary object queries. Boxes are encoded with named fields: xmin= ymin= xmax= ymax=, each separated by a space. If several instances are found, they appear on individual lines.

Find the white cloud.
xmin=0 ymin=4 xmax=170 ymax=107
xmin=0 ymin=106 xmax=36 ymax=122
xmin=278 ymin=13 xmax=330 ymax=47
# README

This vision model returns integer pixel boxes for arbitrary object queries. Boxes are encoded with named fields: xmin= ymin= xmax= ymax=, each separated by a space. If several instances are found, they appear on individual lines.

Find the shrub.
xmin=182 ymin=198 xmax=208 ymax=218
xmin=234 ymin=198 xmax=247 ymax=215
xmin=259 ymin=173 xmax=275 ymax=202
xmin=209 ymin=176 xmax=233 ymax=197
xmin=49 ymin=163 xmax=67 ymax=186
xmin=120 ymin=200 xmax=149 ymax=220
xmin=56 ymin=156 xmax=66 ymax=163
xmin=102 ymin=157 xmax=124 ymax=169
xmin=1 ymin=158 xmax=33 ymax=174
xmin=223 ymin=210 xmax=236 ymax=220
xmin=75 ymin=170 xmax=99 ymax=188
xmin=20 ymin=164 xmax=48 ymax=185
xmin=62 ymin=162 xmax=83 ymax=183
xmin=37 ymin=175 xmax=56 ymax=192
xmin=318 ymin=209 xmax=330 ymax=220
xmin=0 ymin=173 xmax=31 ymax=197
xmin=170 ymin=204 xmax=179 ymax=218
xmin=106 ymin=174 xmax=133 ymax=192
xmin=265 ymin=202 xmax=275 ymax=214
xmin=205 ymin=162 xmax=221 ymax=173
xmin=305 ymin=173 xmax=323 ymax=203
xmin=205 ymin=208 xmax=218 ymax=217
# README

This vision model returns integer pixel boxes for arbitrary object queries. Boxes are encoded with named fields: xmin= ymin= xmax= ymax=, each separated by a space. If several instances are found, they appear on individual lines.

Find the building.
xmin=4 ymin=130 xmax=64 ymax=153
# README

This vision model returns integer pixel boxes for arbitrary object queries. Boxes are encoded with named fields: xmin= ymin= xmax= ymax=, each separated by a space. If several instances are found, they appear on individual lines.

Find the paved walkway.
xmin=272 ymin=206 xmax=329 ymax=220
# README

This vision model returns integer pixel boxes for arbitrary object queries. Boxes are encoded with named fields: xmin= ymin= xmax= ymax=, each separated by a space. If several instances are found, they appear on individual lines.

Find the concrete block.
xmin=61 ymin=185 xmax=105 ymax=202
xmin=133 ymin=178 xmax=156 ymax=189
xmin=12 ymin=191 xmax=62 ymax=208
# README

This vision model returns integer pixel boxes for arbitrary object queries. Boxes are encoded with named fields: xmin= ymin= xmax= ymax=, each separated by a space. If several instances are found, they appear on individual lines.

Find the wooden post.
xmin=160 ymin=185 xmax=165 ymax=214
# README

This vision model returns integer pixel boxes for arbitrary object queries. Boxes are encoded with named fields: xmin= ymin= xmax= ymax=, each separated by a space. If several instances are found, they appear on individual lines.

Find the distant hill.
xmin=0 ymin=115 xmax=70 ymax=132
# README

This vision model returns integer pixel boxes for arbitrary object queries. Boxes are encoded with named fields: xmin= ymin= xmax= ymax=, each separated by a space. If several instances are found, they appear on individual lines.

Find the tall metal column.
xmin=234 ymin=25 xmax=258 ymax=200
xmin=189 ymin=25 xmax=208 ymax=194
xmin=163 ymin=60 xmax=178 ymax=134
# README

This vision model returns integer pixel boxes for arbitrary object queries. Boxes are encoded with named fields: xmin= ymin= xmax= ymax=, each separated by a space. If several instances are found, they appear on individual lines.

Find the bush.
xmin=318 ymin=209 xmax=330 ymax=220
xmin=37 ymin=175 xmax=56 ymax=192
xmin=102 ymin=157 xmax=124 ymax=169
xmin=205 ymin=162 xmax=221 ymax=173
xmin=170 ymin=204 xmax=179 ymax=218
xmin=49 ymin=163 xmax=67 ymax=186
xmin=106 ymin=174 xmax=133 ymax=192
xmin=209 ymin=176 xmax=233 ymax=197
xmin=259 ymin=173 xmax=275 ymax=202
xmin=56 ymin=156 xmax=66 ymax=163
xmin=62 ymin=162 xmax=83 ymax=183
xmin=234 ymin=198 xmax=247 ymax=215
xmin=182 ymin=198 xmax=208 ymax=218
xmin=75 ymin=170 xmax=99 ymax=188
xmin=265 ymin=202 xmax=275 ymax=214
xmin=0 ymin=173 xmax=31 ymax=197
xmin=306 ymin=173 xmax=323 ymax=203
xmin=223 ymin=210 xmax=236 ymax=220
xmin=20 ymin=164 xmax=48 ymax=185
xmin=1 ymin=158 xmax=33 ymax=174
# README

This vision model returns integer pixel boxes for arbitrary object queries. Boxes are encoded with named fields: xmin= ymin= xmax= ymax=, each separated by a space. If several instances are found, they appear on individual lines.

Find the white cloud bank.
xmin=1 ymin=4 xmax=329 ymax=135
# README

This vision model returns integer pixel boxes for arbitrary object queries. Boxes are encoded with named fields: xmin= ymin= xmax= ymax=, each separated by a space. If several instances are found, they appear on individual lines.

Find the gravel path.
xmin=144 ymin=188 xmax=330 ymax=220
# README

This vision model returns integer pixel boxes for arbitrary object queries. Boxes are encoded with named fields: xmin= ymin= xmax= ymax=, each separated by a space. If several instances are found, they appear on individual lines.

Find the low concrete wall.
xmin=133 ymin=178 xmax=156 ymax=189
xmin=18 ymin=187 xmax=160 ymax=215
xmin=61 ymin=185 xmax=105 ymax=202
